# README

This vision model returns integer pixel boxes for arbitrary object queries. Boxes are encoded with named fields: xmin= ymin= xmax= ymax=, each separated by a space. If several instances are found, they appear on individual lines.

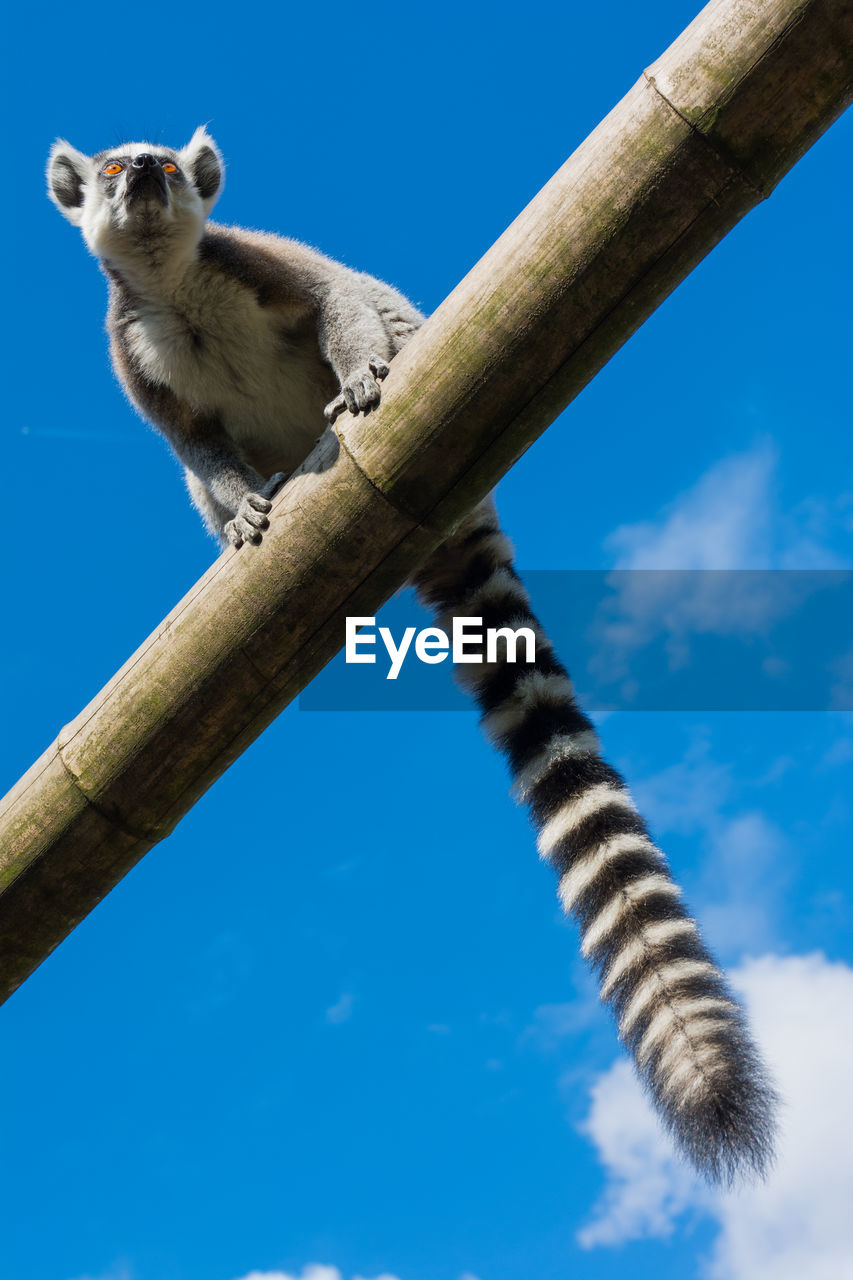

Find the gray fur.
xmin=48 ymin=129 xmax=777 ymax=1181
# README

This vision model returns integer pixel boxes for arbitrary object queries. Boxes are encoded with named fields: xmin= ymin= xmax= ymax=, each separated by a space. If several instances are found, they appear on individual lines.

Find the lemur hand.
xmin=224 ymin=473 xmax=288 ymax=548
xmin=324 ymin=354 xmax=390 ymax=423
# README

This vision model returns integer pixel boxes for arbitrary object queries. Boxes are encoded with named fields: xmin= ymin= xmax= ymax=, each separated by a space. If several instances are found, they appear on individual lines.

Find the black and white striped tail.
xmin=412 ymin=497 xmax=777 ymax=1184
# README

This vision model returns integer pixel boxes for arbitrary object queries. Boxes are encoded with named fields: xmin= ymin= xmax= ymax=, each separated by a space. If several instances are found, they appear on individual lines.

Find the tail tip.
xmin=662 ymin=1067 xmax=779 ymax=1187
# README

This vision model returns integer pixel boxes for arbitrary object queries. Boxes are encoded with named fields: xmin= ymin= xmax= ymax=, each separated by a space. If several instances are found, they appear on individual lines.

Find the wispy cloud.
xmin=696 ymin=812 xmax=789 ymax=955
xmin=830 ymin=646 xmax=853 ymax=712
xmin=523 ymin=997 xmax=602 ymax=1054
xmin=69 ymin=1266 xmax=133 ymax=1280
xmin=234 ymin=1269 xmax=377 ymax=1280
xmin=631 ymin=739 xmax=790 ymax=957
xmin=188 ymin=930 xmax=254 ymax=1019
xmin=631 ymin=737 xmax=732 ymax=833
xmin=606 ymin=443 xmax=848 ymax=572
xmin=235 ymin=1271 xmax=357 ymax=1280
xmin=577 ymin=952 xmax=853 ymax=1278
xmin=608 ymin=445 xmax=777 ymax=571
xmin=590 ymin=445 xmax=851 ymax=682
xmin=325 ymin=992 xmax=355 ymax=1025
xmin=820 ymin=735 xmax=853 ymax=768
xmin=233 ymin=1270 xmax=480 ymax=1280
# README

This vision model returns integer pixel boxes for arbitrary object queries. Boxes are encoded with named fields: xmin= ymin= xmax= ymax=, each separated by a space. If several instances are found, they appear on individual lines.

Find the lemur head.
xmin=47 ymin=128 xmax=224 ymax=271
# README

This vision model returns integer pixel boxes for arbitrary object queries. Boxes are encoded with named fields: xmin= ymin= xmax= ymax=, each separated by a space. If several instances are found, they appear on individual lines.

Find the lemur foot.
xmin=224 ymin=473 xmax=288 ymax=548
xmin=324 ymin=354 xmax=390 ymax=423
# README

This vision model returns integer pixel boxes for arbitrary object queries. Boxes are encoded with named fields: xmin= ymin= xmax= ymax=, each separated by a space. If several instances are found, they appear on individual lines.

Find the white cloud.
xmin=607 ymin=444 xmax=779 ymax=571
xmin=606 ymin=444 xmax=848 ymax=572
xmin=578 ymin=952 xmax=853 ymax=1279
xmin=576 ymin=1060 xmax=703 ymax=1247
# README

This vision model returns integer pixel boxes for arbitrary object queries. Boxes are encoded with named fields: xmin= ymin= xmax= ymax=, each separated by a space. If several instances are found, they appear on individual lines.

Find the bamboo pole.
xmin=2 ymin=0 xmax=851 ymax=1004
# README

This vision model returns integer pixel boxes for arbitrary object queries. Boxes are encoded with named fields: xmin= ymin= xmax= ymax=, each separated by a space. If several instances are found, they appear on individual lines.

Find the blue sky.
xmin=1 ymin=3 xmax=852 ymax=1280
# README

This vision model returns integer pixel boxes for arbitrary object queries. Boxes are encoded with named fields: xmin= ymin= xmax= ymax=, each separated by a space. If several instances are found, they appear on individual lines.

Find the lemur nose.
xmin=132 ymin=153 xmax=158 ymax=170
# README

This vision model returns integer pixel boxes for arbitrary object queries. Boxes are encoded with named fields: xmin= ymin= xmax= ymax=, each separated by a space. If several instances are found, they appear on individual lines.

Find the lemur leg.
xmin=184 ymin=471 xmax=234 ymax=544
xmin=315 ymin=286 xmax=398 ymax=423
xmin=318 ymin=278 xmax=424 ymax=422
xmin=364 ymin=277 xmax=425 ymax=357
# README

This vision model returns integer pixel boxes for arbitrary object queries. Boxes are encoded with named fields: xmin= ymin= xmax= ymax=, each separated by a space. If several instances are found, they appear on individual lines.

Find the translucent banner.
xmin=300 ymin=570 xmax=853 ymax=712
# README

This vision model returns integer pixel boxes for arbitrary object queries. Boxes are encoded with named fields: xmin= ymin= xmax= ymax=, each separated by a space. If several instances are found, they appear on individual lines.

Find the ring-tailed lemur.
xmin=47 ymin=127 xmax=777 ymax=1183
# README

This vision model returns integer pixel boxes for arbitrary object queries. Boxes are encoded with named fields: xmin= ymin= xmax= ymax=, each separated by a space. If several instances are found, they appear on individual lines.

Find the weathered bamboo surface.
xmin=2 ymin=0 xmax=851 ymax=1004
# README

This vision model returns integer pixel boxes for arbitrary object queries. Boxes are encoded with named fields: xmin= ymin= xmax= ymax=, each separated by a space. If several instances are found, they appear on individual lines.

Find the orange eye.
xmin=103 ymin=162 xmax=123 ymax=176
xmin=162 ymin=162 xmax=178 ymax=174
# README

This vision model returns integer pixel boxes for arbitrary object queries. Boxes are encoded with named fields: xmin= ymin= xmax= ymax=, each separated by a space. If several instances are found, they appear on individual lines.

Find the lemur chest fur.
xmin=124 ymin=264 xmax=336 ymax=473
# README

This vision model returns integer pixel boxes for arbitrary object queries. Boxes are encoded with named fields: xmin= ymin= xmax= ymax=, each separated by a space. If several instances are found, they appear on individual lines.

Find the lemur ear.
xmin=180 ymin=127 xmax=224 ymax=214
xmin=47 ymin=141 xmax=92 ymax=226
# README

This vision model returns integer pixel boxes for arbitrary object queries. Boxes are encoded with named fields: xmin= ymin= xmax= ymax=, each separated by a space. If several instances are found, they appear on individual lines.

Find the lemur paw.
xmin=224 ymin=474 xmax=289 ymax=549
xmin=324 ymin=354 xmax=390 ymax=423
xmin=224 ymin=492 xmax=274 ymax=549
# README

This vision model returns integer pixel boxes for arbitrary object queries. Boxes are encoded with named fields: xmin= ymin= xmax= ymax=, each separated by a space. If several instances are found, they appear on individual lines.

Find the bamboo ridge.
xmin=1 ymin=0 xmax=851 ymax=1003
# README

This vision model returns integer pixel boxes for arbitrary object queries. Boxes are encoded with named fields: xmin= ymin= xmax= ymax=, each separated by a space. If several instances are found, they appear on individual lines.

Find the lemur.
xmin=47 ymin=127 xmax=776 ymax=1184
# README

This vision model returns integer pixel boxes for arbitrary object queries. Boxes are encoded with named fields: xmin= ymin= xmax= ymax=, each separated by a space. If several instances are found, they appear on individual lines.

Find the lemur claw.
xmin=368 ymin=354 xmax=390 ymax=381
xmin=324 ymin=353 xmax=390 ymax=423
xmin=224 ymin=491 xmax=273 ymax=549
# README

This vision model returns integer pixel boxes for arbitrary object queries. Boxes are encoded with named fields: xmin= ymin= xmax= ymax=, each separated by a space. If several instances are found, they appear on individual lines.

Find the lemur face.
xmin=47 ymin=127 xmax=224 ymax=267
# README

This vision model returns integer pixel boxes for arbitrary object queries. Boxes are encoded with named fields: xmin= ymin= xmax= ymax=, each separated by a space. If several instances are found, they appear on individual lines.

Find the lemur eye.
xmin=162 ymin=162 xmax=178 ymax=174
xmin=103 ymin=162 xmax=124 ymax=176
